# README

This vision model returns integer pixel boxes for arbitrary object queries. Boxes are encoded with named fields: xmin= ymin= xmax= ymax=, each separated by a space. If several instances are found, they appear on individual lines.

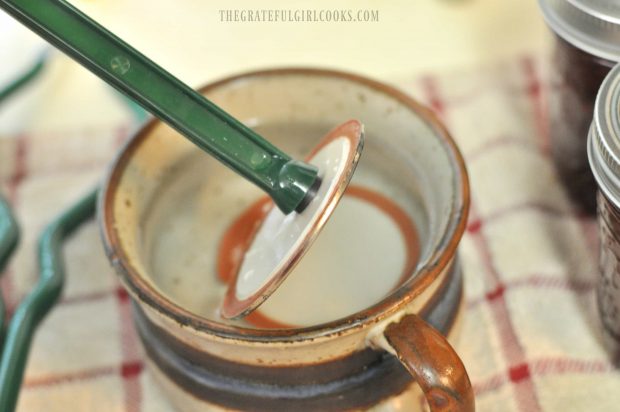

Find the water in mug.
xmin=143 ymin=122 xmax=426 ymax=328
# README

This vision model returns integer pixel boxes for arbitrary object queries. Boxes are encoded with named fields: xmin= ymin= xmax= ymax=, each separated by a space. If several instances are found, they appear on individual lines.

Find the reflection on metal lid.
xmin=539 ymin=0 xmax=620 ymax=61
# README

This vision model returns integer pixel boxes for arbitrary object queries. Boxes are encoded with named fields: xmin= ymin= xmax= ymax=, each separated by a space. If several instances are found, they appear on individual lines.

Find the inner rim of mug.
xmin=99 ymin=68 xmax=470 ymax=341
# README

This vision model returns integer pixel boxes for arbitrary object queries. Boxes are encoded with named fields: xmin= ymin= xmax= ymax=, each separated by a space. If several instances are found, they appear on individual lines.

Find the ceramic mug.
xmin=100 ymin=69 xmax=473 ymax=411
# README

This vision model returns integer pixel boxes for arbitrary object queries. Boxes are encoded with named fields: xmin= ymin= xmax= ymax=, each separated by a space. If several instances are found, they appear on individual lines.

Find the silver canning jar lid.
xmin=589 ymin=63 xmax=620 ymax=208
xmin=539 ymin=0 xmax=620 ymax=61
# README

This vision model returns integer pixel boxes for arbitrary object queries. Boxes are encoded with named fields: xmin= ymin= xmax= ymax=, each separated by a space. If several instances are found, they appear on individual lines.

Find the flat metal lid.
xmin=220 ymin=120 xmax=364 ymax=319
xmin=539 ymin=0 xmax=620 ymax=61
xmin=588 ymin=63 xmax=620 ymax=207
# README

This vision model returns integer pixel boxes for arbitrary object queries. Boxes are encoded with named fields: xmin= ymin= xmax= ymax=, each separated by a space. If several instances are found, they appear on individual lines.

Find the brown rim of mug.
xmin=99 ymin=67 xmax=471 ymax=342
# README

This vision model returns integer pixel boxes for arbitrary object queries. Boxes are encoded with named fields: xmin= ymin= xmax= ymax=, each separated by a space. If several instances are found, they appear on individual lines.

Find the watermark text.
xmin=219 ymin=9 xmax=379 ymax=23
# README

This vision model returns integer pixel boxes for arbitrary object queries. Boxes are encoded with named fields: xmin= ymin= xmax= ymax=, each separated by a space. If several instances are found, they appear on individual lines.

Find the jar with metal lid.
xmin=539 ymin=0 xmax=620 ymax=214
xmin=588 ymin=63 xmax=620 ymax=349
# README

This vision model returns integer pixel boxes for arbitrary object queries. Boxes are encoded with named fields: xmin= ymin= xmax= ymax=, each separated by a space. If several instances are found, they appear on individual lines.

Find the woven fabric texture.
xmin=0 ymin=55 xmax=616 ymax=412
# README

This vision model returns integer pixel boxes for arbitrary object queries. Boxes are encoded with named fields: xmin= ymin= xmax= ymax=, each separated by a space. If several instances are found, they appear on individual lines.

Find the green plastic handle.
xmin=0 ymin=0 xmax=319 ymax=214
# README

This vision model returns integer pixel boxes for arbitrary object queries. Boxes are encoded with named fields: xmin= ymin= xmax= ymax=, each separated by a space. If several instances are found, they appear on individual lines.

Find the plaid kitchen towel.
xmin=0 ymin=53 xmax=616 ymax=412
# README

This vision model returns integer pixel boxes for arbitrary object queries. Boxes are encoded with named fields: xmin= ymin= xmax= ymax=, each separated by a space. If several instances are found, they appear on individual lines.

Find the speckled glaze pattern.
xmin=132 ymin=264 xmax=463 ymax=411
xmin=100 ymin=69 xmax=473 ymax=411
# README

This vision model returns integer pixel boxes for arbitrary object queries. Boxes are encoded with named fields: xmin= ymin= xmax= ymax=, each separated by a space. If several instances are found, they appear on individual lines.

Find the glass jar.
xmin=588 ymin=63 xmax=620 ymax=349
xmin=539 ymin=0 xmax=620 ymax=214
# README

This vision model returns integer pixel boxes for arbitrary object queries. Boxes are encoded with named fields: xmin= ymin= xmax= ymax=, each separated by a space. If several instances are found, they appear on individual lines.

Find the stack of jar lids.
xmin=538 ymin=0 xmax=620 ymax=61
xmin=589 ymin=64 xmax=620 ymax=208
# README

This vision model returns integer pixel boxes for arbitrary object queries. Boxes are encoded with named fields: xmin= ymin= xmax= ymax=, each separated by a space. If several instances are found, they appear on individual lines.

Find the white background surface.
xmin=0 ymin=0 xmax=551 ymax=134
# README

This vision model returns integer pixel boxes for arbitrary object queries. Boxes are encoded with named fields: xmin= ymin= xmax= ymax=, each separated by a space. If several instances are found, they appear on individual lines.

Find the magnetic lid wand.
xmin=0 ymin=0 xmax=364 ymax=318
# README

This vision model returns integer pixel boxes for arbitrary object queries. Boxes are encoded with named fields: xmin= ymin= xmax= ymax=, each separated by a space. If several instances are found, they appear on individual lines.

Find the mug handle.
xmin=383 ymin=314 xmax=475 ymax=412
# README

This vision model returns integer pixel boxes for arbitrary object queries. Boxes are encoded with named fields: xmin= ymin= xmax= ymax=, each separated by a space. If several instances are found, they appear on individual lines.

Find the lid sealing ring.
xmin=538 ymin=0 xmax=620 ymax=62
xmin=588 ymin=63 xmax=620 ymax=208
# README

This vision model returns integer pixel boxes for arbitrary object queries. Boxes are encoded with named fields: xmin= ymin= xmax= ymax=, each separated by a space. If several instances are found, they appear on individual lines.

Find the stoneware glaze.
xmin=100 ymin=69 xmax=474 ymax=411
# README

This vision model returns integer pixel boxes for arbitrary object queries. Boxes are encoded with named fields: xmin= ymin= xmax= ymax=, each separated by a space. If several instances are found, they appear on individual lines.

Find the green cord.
xmin=0 ymin=52 xmax=49 ymax=351
xmin=0 ymin=195 xmax=20 ymax=346
xmin=0 ymin=48 xmax=147 ymax=411
xmin=0 ymin=189 xmax=97 ymax=412
xmin=0 ymin=51 xmax=48 ymax=104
